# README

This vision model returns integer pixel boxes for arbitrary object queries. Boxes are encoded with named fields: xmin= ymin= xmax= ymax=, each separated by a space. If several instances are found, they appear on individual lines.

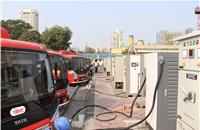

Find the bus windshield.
xmin=49 ymin=54 xmax=68 ymax=90
xmin=70 ymin=57 xmax=89 ymax=74
xmin=71 ymin=57 xmax=82 ymax=71
xmin=1 ymin=50 xmax=54 ymax=108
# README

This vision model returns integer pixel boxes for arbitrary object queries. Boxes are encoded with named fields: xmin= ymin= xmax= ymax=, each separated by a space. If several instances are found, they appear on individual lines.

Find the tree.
xmin=164 ymin=32 xmax=183 ymax=45
xmin=1 ymin=19 xmax=32 ymax=39
xmin=185 ymin=28 xmax=194 ymax=34
xmin=85 ymin=45 xmax=96 ymax=53
xmin=41 ymin=25 xmax=72 ymax=50
xmin=19 ymin=30 xmax=41 ymax=43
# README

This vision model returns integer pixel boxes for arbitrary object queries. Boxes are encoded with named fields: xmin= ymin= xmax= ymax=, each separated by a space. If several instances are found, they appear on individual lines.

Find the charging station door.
xmin=123 ymin=55 xmax=127 ymax=92
xmin=175 ymin=31 xmax=200 ymax=130
xmin=106 ymin=57 xmax=111 ymax=76
xmin=145 ymin=52 xmax=178 ymax=130
xmin=125 ymin=55 xmax=144 ymax=96
xmin=111 ymin=57 xmax=115 ymax=78
xmin=114 ymin=55 xmax=124 ymax=90
xmin=177 ymin=70 xmax=199 ymax=130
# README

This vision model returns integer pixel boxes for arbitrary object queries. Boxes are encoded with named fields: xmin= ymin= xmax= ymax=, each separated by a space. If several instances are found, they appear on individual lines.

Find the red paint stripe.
xmin=20 ymin=118 xmax=50 ymax=130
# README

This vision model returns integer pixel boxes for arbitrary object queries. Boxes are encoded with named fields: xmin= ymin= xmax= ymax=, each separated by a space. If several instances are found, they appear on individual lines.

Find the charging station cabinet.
xmin=113 ymin=55 xmax=125 ymax=90
xmin=111 ymin=57 xmax=115 ymax=79
xmin=174 ymin=31 xmax=200 ymax=130
xmin=123 ymin=56 xmax=127 ymax=93
xmin=124 ymin=54 xmax=145 ymax=96
xmin=145 ymin=52 xmax=178 ymax=130
xmin=105 ymin=57 xmax=112 ymax=76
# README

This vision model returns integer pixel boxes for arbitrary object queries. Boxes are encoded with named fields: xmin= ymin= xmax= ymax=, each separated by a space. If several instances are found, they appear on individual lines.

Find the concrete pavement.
xmin=61 ymin=73 xmax=149 ymax=130
xmin=84 ymin=73 xmax=149 ymax=130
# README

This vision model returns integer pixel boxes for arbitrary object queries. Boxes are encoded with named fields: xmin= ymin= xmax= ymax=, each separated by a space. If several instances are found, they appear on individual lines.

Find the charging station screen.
xmin=131 ymin=63 xmax=138 ymax=67
xmin=189 ymin=49 xmax=194 ymax=58
xmin=198 ymin=48 xmax=200 ymax=58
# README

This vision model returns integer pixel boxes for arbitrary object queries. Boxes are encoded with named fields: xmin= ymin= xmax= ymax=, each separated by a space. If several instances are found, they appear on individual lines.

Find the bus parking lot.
xmin=61 ymin=73 xmax=148 ymax=130
xmin=1 ymin=3 xmax=200 ymax=130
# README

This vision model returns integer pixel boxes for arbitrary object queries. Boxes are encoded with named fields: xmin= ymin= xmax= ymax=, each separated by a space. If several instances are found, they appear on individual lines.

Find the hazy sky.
xmin=2 ymin=1 xmax=199 ymax=49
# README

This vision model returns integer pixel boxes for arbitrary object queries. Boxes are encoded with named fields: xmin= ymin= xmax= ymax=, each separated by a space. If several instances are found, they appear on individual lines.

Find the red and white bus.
xmin=59 ymin=51 xmax=90 ymax=85
xmin=48 ymin=50 xmax=69 ymax=106
xmin=1 ymin=28 xmax=59 ymax=130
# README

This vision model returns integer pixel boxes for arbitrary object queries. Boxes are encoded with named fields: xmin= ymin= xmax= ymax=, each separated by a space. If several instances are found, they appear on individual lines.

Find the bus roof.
xmin=54 ymin=50 xmax=89 ymax=59
xmin=58 ymin=50 xmax=77 ymax=55
xmin=58 ymin=50 xmax=82 ymax=58
xmin=48 ymin=50 xmax=63 ymax=57
xmin=62 ymin=54 xmax=82 ymax=59
xmin=1 ymin=38 xmax=47 ymax=52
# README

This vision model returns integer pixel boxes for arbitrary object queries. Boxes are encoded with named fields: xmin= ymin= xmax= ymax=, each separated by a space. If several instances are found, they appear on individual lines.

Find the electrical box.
xmin=111 ymin=57 xmax=115 ymax=79
xmin=145 ymin=52 xmax=178 ymax=130
xmin=123 ymin=56 xmax=127 ymax=93
xmin=113 ymin=55 xmax=125 ymax=90
xmin=124 ymin=54 xmax=145 ymax=96
xmin=105 ymin=57 xmax=112 ymax=76
xmin=174 ymin=31 xmax=200 ymax=130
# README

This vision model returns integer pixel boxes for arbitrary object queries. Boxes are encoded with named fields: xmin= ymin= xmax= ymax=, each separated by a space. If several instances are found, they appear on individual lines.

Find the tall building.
xmin=156 ymin=30 xmax=168 ymax=44
xmin=20 ymin=9 xmax=39 ymax=31
xmin=111 ymin=30 xmax=123 ymax=48
xmin=185 ymin=28 xmax=194 ymax=34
